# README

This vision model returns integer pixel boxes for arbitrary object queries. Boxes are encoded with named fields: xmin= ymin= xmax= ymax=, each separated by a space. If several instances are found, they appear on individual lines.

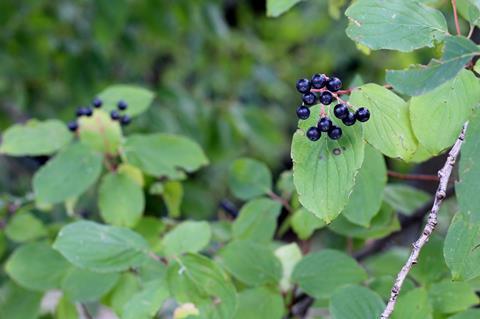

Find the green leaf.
xmin=55 ymin=296 xmax=79 ymax=319
xmin=329 ymin=203 xmax=400 ymax=239
xmin=53 ymin=221 xmax=149 ymax=272
xmin=61 ymin=267 xmax=119 ymax=302
xmin=219 ymin=240 xmax=282 ymax=286
xmin=364 ymin=248 xmax=409 ymax=277
xmin=124 ymin=133 xmax=208 ymax=179
xmin=162 ymin=180 xmax=183 ymax=218
xmin=0 ymin=119 xmax=71 ymax=156
xmin=349 ymin=84 xmax=417 ymax=160
xmin=228 ymin=158 xmax=272 ymax=200
xmin=232 ymin=198 xmax=282 ymax=243
xmin=122 ymin=280 xmax=169 ymax=319
xmin=5 ymin=242 xmax=70 ymax=291
xmin=98 ymin=84 xmax=154 ymax=116
xmin=5 ymin=212 xmax=47 ymax=242
xmin=233 ymin=287 xmax=284 ymax=319
xmin=342 ymin=145 xmax=387 ymax=227
xmin=167 ymin=253 xmax=237 ymax=319
xmin=162 ymin=221 xmax=211 ymax=257
xmin=329 ymin=285 xmax=385 ymax=319
xmin=99 ymin=171 xmax=145 ymax=228
xmin=457 ymin=0 xmax=480 ymax=26
xmin=291 ymin=207 xmax=326 ymax=240
xmin=410 ymin=71 xmax=480 ymax=155
xmin=384 ymin=184 xmax=430 ymax=215
xmin=387 ymin=37 xmax=480 ymax=96
xmin=78 ymin=109 xmax=123 ymax=155
xmin=391 ymin=288 xmax=433 ymax=319
xmin=429 ymin=281 xmax=479 ymax=313
xmin=108 ymin=273 xmax=142 ymax=315
xmin=0 ymin=282 xmax=42 ymax=319
xmin=274 ymin=243 xmax=302 ymax=292
xmin=444 ymin=211 xmax=480 ymax=281
xmin=33 ymin=143 xmax=103 ymax=205
xmin=266 ymin=0 xmax=303 ymax=17
xmin=292 ymin=105 xmax=365 ymax=223
xmin=456 ymin=110 xmax=480 ymax=216
xmin=345 ymin=0 xmax=448 ymax=52
xmin=291 ymin=249 xmax=367 ymax=299
xmin=449 ymin=309 xmax=480 ymax=319
xmin=134 ymin=217 xmax=166 ymax=251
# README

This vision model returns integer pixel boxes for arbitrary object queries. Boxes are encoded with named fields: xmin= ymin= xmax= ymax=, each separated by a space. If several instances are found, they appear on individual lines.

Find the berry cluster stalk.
xmin=380 ymin=122 xmax=468 ymax=319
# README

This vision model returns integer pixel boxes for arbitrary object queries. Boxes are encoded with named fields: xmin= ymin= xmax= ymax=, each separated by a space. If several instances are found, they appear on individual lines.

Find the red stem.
xmin=387 ymin=170 xmax=439 ymax=182
xmin=452 ymin=0 xmax=461 ymax=36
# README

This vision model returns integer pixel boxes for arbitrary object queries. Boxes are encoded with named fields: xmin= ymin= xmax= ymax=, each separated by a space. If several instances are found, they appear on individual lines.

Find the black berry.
xmin=328 ymin=126 xmax=342 ymax=140
xmin=302 ymin=92 xmax=317 ymax=106
xmin=76 ymin=107 xmax=88 ymax=117
xmin=84 ymin=107 xmax=93 ymax=117
xmin=356 ymin=107 xmax=370 ymax=122
xmin=120 ymin=115 xmax=131 ymax=126
xmin=296 ymin=78 xmax=311 ymax=94
xmin=326 ymin=77 xmax=342 ymax=92
xmin=92 ymin=98 xmax=102 ymax=108
xmin=319 ymin=91 xmax=333 ymax=105
xmin=334 ymin=104 xmax=349 ymax=119
xmin=306 ymin=127 xmax=321 ymax=141
xmin=296 ymin=106 xmax=310 ymax=120
xmin=317 ymin=117 xmax=332 ymax=132
xmin=110 ymin=110 xmax=121 ymax=120
xmin=311 ymin=73 xmax=327 ymax=89
xmin=67 ymin=121 xmax=78 ymax=132
xmin=117 ymin=100 xmax=128 ymax=111
xmin=342 ymin=112 xmax=356 ymax=126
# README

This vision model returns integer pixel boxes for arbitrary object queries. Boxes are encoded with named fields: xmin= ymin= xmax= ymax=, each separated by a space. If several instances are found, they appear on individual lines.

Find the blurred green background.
xmin=0 ymin=0 xmax=443 ymax=219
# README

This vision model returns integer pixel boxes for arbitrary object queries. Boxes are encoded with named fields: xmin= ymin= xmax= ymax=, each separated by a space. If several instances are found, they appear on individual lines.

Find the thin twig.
xmin=387 ymin=170 xmax=439 ymax=182
xmin=80 ymin=303 xmax=93 ymax=319
xmin=267 ymin=191 xmax=293 ymax=213
xmin=452 ymin=0 xmax=462 ymax=36
xmin=380 ymin=123 xmax=468 ymax=318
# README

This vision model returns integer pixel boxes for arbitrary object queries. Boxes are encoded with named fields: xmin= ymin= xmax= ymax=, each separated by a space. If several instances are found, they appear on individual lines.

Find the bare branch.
xmin=380 ymin=123 xmax=468 ymax=318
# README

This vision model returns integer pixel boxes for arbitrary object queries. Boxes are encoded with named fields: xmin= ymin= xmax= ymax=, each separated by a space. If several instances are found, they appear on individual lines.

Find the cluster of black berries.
xmin=295 ymin=74 xmax=370 ymax=141
xmin=67 ymin=98 xmax=131 ymax=132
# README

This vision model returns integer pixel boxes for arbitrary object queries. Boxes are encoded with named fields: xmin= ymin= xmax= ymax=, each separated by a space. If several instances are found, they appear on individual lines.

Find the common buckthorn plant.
xmin=0 ymin=1 xmax=480 ymax=319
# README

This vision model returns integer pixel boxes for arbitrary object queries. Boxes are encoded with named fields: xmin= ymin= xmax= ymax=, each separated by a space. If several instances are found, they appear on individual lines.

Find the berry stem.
xmin=451 ymin=0 xmax=461 ymax=36
xmin=320 ymin=104 xmax=327 ymax=117
xmin=267 ymin=191 xmax=292 ymax=213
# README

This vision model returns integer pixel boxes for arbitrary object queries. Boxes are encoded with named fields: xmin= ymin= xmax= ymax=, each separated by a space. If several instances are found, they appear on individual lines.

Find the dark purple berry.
xmin=319 ymin=91 xmax=333 ymax=105
xmin=342 ymin=112 xmax=356 ymax=126
xmin=306 ymin=127 xmax=321 ymax=141
xmin=328 ymin=126 xmax=342 ymax=140
xmin=92 ymin=98 xmax=102 ymax=108
xmin=326 ymin=77 xmax=342 ymax=92
xmin=296 ymin=106 xmax=310 ymax=120
xmin=302 ymin=92 xmax=317 ymax=106
xmin=334 ymin=104 xmax=349 ymax=119
xmin=120 ymin=114 xmax=131 ymax=126
xmin=110 ymin=110 xmax=121 ymax=120
xmin=317 ymin=117 xmax=332 ymax=132
xmin=117 ymin=100 xmax=128 ymax=111
xmin=67 ymin=121 xmax=78 ymax=132
xmin=84 ymin=107 xmax=93 ymax=117
xmin=76 ymin=107 xmax=88 ymax=117
xmin=311 ymin=73 xmax=327 ymax=89
xmin=296 ymin=78 xmax=311 ymax=94
xmin=356 ymin=107 xmax=370 ymax=122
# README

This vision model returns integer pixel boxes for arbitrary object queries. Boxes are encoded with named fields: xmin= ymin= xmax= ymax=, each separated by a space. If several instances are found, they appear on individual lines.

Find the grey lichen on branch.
xmin=380 ymin=122 xmax=468 ymax=319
